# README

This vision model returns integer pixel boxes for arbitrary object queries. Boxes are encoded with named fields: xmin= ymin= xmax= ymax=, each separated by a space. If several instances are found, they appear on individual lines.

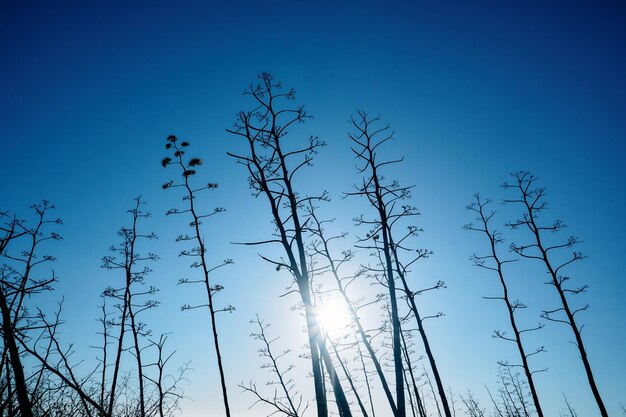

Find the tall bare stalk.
xmin=162 ymin=137 xmax=234 ymax=417
xmin=227 ymin=73 xmax=352 ymax=417
xmin=503 ymin=172 xmax=607 ymax=417
xmin=348 ymin=111 xmax=451 ymax=417
xmin=465 ymin=194 xmax=545 ymax=417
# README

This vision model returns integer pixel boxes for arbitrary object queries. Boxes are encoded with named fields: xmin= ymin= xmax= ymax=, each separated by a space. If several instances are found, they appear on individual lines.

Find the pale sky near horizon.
xmin=1 ymin=1 xmax=625 ymax=416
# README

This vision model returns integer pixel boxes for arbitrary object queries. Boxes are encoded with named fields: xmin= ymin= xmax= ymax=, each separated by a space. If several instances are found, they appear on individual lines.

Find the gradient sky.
xmin=1 ymin=1 xmax=625 ymax=416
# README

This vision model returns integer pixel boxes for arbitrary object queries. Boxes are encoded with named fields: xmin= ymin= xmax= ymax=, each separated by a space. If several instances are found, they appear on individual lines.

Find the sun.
xmin=316 ymin=295 xmax=353 ymax=339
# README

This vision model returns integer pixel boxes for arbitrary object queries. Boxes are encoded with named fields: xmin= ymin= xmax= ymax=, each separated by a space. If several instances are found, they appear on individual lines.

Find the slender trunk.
xmin=366 ymin=145 xmax=407 ymax=417
xmin=157 ymin=369 xmax=165 ymax=417
xmin=128 ymin=304 xmax=145 ymax=416
xmin=5 ymin=359 xmax=14 ymax=417
xmin=339 ymin=283 xmax=399 ymax=415
xmin=230 ymin=81 xmax=353 ymax=417
xmin=375 ymin=200 xmax=405 ymax=417
xmin=478 ymin=205 xmax=544 ymax=417
xmin=330 ymin=339 xmax=369 ymax=417
xmin=276 ymin=131 xmax=351 ymax=417
xmin=496 ymin=269 xmax=543 ymax=417
xmin=390 ymin=234 xmax=451 ymax=417
xmin=258 ymin=318 xmax=300 ymax=416
xmin=355 ymin=330 xmax=376 ymax=417
xmin=400 ymin=329 xmax=426 ymax=417
xmin=313 ymin=216 xmax=399 ymax=416
xmin=423 ymin=367 xmax=442 ymax=417
xmin=183 ymin=170 xmax=232 ymax=417
xmin=305 ymin=269 xmax=351 ymax=417
xmin=0 ymin=288 xmax=33 ymax=417
xmin=317 ymin=340 xmax=353 ymax=417
xmin=524 ymin=205 xmax=607 ymax=417
xmin=99 ymin=304 xmax=108 ymax=411
xmin=404 ymin=367 xmax=417 ymax=417
xmin=155 ymin=341 xmax=166 ymax=417
xmin=402 ymin=288 xmax=450 ymax=417
xmin=539 ymin=243 xmax=606 ymax=417
xmin=320 ymin=342 xmax=327 ymax=412
xmin=235 ymin=123 xmax=330 ymax=416
xmin=298 ymin=281 xmax=337 ymax=417
xmin=108 ymin=275 xmax=129 ymax=414
xmin=203 ymin=275 xmax=231 ymax=417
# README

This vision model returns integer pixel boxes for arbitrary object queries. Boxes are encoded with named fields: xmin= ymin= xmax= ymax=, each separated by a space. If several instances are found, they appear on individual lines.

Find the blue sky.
xmin=1 ymin=1 xmax=625 ymax=416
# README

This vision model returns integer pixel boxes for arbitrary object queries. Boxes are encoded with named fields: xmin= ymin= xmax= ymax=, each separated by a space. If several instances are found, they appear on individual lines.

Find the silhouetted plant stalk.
xmin=101 ymin=197 xmax=159 ymax=416
xmin=353 ymin=326 xmax=377 ymax=417
xmin=560 ymin=395 xmax=578 ymax=417
xmin=0 ymin=205 xmax=107 ymax=417
xmin=306 ymin=203 xmax=400 ymax=416
xmin=487 ymin=366 xmax=533 ymax=417
xmin=465 ymin=194 xmax=545 ymax=417
xmin=0 ymin=201 xmax=62 ymax=417
xmin=162 ymin=136 xmax=234 ymax=417
xmin=308 ymin=276 xmax=369 ymax=417
xmin=448 ymin=388 xmax=457 ymax=417
xmin=421 ymin=365 xmax=442 ymax=417
xmin=399 ymin=326 xmax=426 ymax=417
xmin=144 ymin=334 xmax=190 ymax=417
xmin=227 ymin=72 xmax=352 ymax=417
xmin=404 ymin=368 xmax=416 ymax=417
xmin=347 ymin=111 xmax=451 ymax=417
xmin=240 ymin=316 xmax=306 ymax=417
xmin=461 ymin=391 xmax=485 ymax=417
xmin=347 ymin=113 xmax=407 ymax=417
xmin=17 ymin=301 xmax=110 ymax=416
xmin=37 ymin=302 xmax=103 ymax=415
xmin=0 ymin=358 xmax=13 ymax=416
xmin=307 ymin=263 xmax=362 ymax=417
xmin=0 ymin=271 xmax=32 ymax=417
xmin=328 ymin=337 xmax=369 ymax=417
xmin=394 ymin=307 xmax=428 ymax=417
xmin=0 ymin=232 xmax=31 ymax=416
xmin=503 ymin=171 xmax=608 ymax=417
xmin=1 ymin=207 xmax=181 ymax=417
xmin=97 ymin=299 xmax=111 ymax=412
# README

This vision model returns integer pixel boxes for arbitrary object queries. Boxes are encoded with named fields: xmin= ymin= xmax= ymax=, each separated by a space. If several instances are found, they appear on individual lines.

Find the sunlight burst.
xmin=317 ymin=295 xmax=352 ymax=339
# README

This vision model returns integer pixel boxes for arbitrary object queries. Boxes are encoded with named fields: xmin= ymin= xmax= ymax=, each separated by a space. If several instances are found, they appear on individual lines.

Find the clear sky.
xmin=1 ymin=1 xmax=625 ymax=416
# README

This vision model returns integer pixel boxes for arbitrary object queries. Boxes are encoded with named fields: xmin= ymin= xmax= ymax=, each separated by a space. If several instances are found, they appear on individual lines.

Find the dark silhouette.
xmin=306 ymin=203 xmax=400 ymax=416
xmin=240 ymin=316 xmax=307 ymax=417
xmin=144 ymin=334 xmax=190 ymax=417
xmin=162 ymin=137 xmax=234 ymax=417
xmin=227 ymin=72 xmax=353 ymax=417
xmin=347 ymin=111 xmax=451 ymax=417
xmin=0 ymin=202 xmax=61 ymax=417
xmin=503 ymin=171 xmax=608 ymax=417
xmin=101 ymin=197 xmax=159 ymax=416
xmin=0 ymin=75 xmax=618 ymax=417
xmin=465 ymin=194 xmax=546 ymax=417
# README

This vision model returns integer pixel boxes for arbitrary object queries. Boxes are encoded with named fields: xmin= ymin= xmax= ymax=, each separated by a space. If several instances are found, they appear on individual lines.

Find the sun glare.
xmin=317 ymin=295 xmax=352 ymax=339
